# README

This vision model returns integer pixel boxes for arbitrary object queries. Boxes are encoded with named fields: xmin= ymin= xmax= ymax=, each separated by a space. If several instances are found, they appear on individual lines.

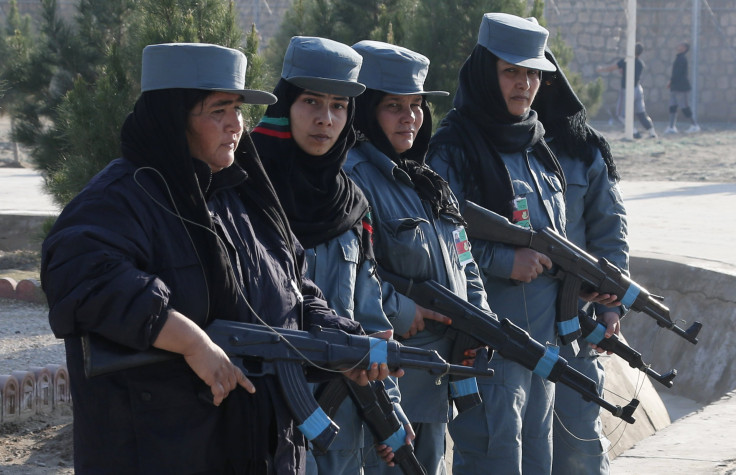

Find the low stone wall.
xmin=0 ymin=364 xmax=71 ymax=424
xmin=0 ymin=215 xmax=50 ymax=252
xmin=623 ymin=254 xmax=736 ymax=404
xmin=0 ymin=276 xmax=46 ymax=304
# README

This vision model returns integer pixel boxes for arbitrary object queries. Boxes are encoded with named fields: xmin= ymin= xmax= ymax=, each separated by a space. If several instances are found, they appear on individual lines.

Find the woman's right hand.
xmin=510 ymin=248 xmax=552 ymax=283
xmin=183 ymin=336 xmax=255 ymax=406
xmin=153 ymin=310 xmax=255 ymax=406
xmin=401 ymin=304 xmax=452 ymax=339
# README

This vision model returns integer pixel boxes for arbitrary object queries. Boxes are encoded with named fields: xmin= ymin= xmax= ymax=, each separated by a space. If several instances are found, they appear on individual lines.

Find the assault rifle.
xmin=318 ymin=379 xmax=426 ymax=474
xmin=378 ymin=269 xmax=640 ymax=424
xmin=462 ymin=201 xmax=702 ymax=345
xmin=577 ymin=309 xmax=677 ymax=388
xmin=82 ymin=319 xmax=492 ymax=453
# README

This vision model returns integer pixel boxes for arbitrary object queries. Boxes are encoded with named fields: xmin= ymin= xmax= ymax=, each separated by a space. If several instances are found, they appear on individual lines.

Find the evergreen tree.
xmin=264 ymin=0 xmax=417 ymax=85
xmin=9 ymin=0 xmax=133 ymax=177
xmin=408 ymin=0 xmax=527 ymax=119
xmin=329 ymin=0 xmax=415 ymax=45
xmin=0 ymin=0 xmax=35 ymax=165
xmin=243 ymin=23 xmax=270 ymax=128
xmin=8 ymin=0 xmax=269 ymax=208
xmin=263 ymin=0 xmax=336 ymax=82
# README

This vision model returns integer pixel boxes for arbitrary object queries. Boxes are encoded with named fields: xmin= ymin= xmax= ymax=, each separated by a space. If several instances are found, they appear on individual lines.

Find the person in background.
xmin=533 ymin=48 xmax=629 ymax=475
xmin=597 ymin=42 xmax=657 ymax=139
xmin=427 ymin=13 xmax=564 ymax=474
xmin=346 ymin=39 xmax=493 ymax=474
xmin=252 ymin=36 xmax=412 ymax=474
xmin=41 ymin=42 xmax=389 ymax=474
xmin=665 ymin=42 xmax=700 ymax=134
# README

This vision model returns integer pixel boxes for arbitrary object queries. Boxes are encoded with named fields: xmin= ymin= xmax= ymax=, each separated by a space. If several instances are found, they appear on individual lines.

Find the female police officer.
xmin=41 ymin=42 xmax=387 ymax=474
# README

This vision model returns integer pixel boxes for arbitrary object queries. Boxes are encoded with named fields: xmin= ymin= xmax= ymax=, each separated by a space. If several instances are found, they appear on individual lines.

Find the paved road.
xmin=0 ymin=167 xmax=58 ymax=215
xmin=621 ymin=180 xmax=736 ymax=273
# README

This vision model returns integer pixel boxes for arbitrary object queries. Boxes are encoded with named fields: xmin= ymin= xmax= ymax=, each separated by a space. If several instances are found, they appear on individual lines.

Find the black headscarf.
xmin=532 ymin=49 xmax=619 ymax=182
xmin=354 ymin=88 xmax=465 ymax=224
xmin=120 ymin=89 xmax=294 ymax=324
xmin=430 ymin=45 xmax=565 ymax=220
xmin=252 ymin=78 xmax=370 ymax=250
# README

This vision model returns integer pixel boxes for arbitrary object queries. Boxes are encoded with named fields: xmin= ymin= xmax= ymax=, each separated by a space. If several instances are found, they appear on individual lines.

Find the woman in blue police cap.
xmin=41 ymin=42 xmax=389 ymax=474
xmin=346 ymin=40 xmax=494 ymax=475
xmin=427 ymin=13 xmax=565 ymax=474
xmin=251 ymin=36 xmax=411 ymax=474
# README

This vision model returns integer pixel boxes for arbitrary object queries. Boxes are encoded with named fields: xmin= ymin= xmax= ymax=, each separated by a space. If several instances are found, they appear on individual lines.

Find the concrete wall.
xmin=578 ymin=253 xmax=736 ymax=458
xmin=622 ymin=254 xmax=736 ymax=405
xmin=544 ymin=0 xmax=736 ymax=122
xmin=0 ymin=214 xmax=49 ymax=252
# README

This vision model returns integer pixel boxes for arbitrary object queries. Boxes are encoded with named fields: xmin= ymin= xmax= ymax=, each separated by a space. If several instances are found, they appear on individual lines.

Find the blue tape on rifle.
xmin=620 ymin=283 xmax=641 ymax=307
xmin=533 ymin=345 xmax=560 ymax=379
xmin=450 ymin=377 xmax=479 ymax=398
xmin=557 ymin=316 xmax=581 ymax=337
xmin=369 ymin=337 xmax=388 ymax=366
xmin=382 ymin=426 xmax=407 ymax=452
xmin=584 ymin=323 xmax=607 ymax=345
xmin=297 ymin=408 xmax=332 ymax=441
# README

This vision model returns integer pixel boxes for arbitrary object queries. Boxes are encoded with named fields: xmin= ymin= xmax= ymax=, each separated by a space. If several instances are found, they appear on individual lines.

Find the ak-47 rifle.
xmin=317 ymin=379 xmax=427 ymax=475
xmin=577 ymin=309 xmax=677 ymax=388
xmin=462 ymin=200 xmax=702 ymax=345
xmin=82 ymin=319 xmax=492 ymax=453
xmin=378 ymin=269 xmax=640 ymax=424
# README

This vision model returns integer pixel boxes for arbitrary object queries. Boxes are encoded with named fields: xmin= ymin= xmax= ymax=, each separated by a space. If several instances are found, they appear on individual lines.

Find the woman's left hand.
xmin=374 ymin=422 xmax=416 ymax=467
xmin=589 ymin=311 xmax=621 ymax=354
xmin=342 ymin=329 xmax=404 ymax=384
xmin=580 ymin=290 xmax=621 ymax=306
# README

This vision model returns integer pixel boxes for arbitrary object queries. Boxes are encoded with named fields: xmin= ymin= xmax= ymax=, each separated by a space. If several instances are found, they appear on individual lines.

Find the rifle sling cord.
xmin=134 ymin=167 xmax=380 ymax=376
xmin=545 ymin=303 xmax=649 ymax=457
xmin=519 ymin=268 xmax=647 ymax=456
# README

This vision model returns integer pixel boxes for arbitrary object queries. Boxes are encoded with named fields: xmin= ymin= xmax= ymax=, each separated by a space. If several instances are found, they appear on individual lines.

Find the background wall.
xmin=544 ymin=0 xmax=736 ymax=123
xmin=2 ymin=0 xmax=734 ymax=122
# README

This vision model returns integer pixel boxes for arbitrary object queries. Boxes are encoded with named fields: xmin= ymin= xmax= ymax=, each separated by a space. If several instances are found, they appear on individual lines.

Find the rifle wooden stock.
xmin=378 ymin=269 xmax=639 ymax=424
xmin=462 ymin=200 xmax=702 ymax=345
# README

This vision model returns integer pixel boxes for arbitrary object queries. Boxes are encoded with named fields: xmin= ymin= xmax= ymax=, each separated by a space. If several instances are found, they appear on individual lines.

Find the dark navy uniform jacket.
xmin=42 ymin=157 xmax=360 ymax=474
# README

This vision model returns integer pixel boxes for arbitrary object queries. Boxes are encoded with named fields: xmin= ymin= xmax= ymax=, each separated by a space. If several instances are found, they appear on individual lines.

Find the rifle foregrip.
xmin=393 ymin=444 xmax=428 ymax=475
xmin=448 ymin=331 xmax=484 ymax=413
xmin=275 ymin=360 xmax=339 ymax=453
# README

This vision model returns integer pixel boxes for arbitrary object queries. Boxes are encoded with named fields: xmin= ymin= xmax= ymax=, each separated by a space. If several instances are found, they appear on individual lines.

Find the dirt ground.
xmin=0 ymin=119 xmax=735 ymax=472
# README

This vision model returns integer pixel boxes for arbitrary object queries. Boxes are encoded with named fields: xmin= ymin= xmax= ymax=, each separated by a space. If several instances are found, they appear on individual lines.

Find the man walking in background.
xmin=665 ymin=42 xmax=700 ymax=134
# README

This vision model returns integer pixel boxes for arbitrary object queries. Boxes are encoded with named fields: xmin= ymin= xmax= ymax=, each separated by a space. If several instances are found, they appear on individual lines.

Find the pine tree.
xmin=8 ymin=0 xmax=269 ymax=208
xmin=0 ymin=0 xmax=35 ymax=166
xmin=262 ymin=0 xmax=336 ymax=81
xmin=264 ymin=0 xmax=417 ymax=84
xmin=243 ymin=23 xmax=270 ymax=128
xmin=407 ymin=0 xmax=527 ymax=119
xmin=329 ymin=0 xmax=416 ymax=45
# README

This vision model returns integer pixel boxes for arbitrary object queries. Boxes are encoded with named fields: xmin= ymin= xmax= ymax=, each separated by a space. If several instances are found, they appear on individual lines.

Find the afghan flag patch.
xmin=453 ymin=228 xmax=473 ymax=266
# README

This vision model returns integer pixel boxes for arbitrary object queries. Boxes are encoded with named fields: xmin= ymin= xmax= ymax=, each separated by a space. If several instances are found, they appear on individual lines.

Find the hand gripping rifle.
xmin=378 ymin=269 xmax=640 ymax=424
xmin=317 ymin=379 xmax=427 ymax=475
xmin=577 ymin=309 xmax=677 ymax=388
xmin=462 ymin=201 xmax=702 ymax=345
xmin=82 ymin=319 xmax=492 ymax=453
